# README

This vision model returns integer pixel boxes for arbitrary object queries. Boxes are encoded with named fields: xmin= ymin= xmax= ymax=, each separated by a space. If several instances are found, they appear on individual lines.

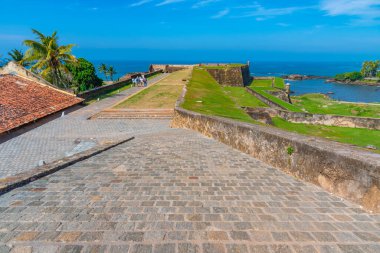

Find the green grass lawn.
xmin=251 ymin=77 xmax=285 ymax=89
xmin=182 ymin=67 xmax=380 ymax=152
xmin=182 ymin=68 xmax=258 ymax=122
xmin=223 ymin=87 xmax=268 ymax=108
xmin=292 ymin=94 xmax=380 ymax=118
xmin=272 ymin=117 xmax=380 ymax=151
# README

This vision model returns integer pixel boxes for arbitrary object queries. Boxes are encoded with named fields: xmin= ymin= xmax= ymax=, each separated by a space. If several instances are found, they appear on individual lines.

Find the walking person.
xmin=132 ymin=77 xmax=136 ymax=87
xmin=143 ymin=75 xmax=148 ymax=87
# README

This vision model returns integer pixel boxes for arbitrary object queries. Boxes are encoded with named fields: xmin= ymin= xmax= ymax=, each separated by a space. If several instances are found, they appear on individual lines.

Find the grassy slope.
xmin=183 ymin=68 xmax=380 ymax=151
xmin=182 ymin=68 xmax=259 ymax=122
xmin=273 ymin=118 xmax=380 ymax=150
xmin=251 ymin=77 xmax=285 ymax=89
xmin=292 ymin=94 xmax=380 ymax=118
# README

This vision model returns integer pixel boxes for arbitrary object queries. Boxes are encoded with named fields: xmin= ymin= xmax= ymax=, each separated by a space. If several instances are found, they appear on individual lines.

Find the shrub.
xmin=66 ymin=58 xmax=103 ymax=92
xmin=287 ymin=146 xmax=294 ymax=156
xmin=335 ymin=72 xmax=362 ymax=82
xmin=334 ymin=73 xmax=346 ymax=81
xmin=345 ymin=71 xmax=362 ymax=81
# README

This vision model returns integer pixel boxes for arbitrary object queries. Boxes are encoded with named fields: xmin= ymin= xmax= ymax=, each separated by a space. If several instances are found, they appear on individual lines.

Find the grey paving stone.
xmin=0 ymin=121 xmax=378 ymax=250
xmin=178 ymin=243 xmax=200 ymax=253
xmin=154 ymin=244 xmax=175 ymax=253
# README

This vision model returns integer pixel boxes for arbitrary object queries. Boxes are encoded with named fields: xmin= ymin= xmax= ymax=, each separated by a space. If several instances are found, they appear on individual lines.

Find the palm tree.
xmin=98 ymin=63 xmax=108 ymax=80
xmin=23 ymin=29 xmax=76 ymax=87
xmin=7 ymin=49 xmax=29 ymax=67
xmin=108 ymin=66 xmax=117 ymax=81
xmin=0 ymin=54 xmax=4 ymax=67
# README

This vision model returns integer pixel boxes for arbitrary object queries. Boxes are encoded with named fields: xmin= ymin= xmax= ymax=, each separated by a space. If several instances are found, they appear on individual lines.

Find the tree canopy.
xmin=335 ymin=71 xmax=363 ymax=82
xmin=66 ymin=58 xmax=103 ymax=92
xmin=7 ymin=49 xmax=30 ymax=67
xmin=23 ymin=29 xmax=76 ymax=87
xmin=361 ymin=60 xmax=380 ymax=78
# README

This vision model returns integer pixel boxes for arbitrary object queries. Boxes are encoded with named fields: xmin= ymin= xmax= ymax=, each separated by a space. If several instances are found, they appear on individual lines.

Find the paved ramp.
xmin=0 ymin=129 xmax=379 ymax=252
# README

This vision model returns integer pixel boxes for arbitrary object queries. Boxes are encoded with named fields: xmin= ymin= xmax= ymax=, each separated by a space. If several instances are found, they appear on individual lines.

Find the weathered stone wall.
xmin=149 ymin=64 xmax=193 ymax=73
xmin=206 ymin=65 xmax=252 ymax=87
xmin=171 ymin=107 xmax=380 ymax=213
xmin=245 ymin=107 xmax=380 ymax=130
xmin=267 ymin=90 xmax=291 ymax=103
xmin=245 ymin=87 xmax=288 ymax=110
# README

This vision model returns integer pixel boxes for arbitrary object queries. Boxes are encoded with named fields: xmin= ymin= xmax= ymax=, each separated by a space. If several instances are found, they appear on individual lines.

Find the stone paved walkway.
xmin=0 ymin=129 xmax=379 ymax=252
xmin=0 ymin=74 xmax=170 ymax=178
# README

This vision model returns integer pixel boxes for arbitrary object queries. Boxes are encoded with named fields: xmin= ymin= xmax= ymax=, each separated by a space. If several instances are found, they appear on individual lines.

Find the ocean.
xmin=92 ymin=60 xmax=380 ymax=103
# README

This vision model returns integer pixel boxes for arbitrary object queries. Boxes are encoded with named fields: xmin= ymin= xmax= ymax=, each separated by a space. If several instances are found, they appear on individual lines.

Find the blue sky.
xmin=0 ymin=0 xmax=379 ymax=61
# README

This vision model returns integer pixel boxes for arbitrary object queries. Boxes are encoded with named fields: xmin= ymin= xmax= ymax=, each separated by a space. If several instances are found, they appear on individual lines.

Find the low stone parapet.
xmin=171 ymin=107 xmax=380 ymax=213
xmin=78 ymin=70 xmax=163 ymax=100
xmin=245 ymin=87 xmax=288 ymax=110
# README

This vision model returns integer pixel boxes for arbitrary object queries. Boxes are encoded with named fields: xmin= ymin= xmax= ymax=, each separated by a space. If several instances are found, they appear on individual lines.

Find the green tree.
xmin=98 ymin=63 xmax=108 ymax=80
xmin=66 ymin=58 xmax=103 ymax=92
xmin=335 ymin=73 xmax=346 ymax=81
xmin=345 ymin=71 xmax=362 ymax=81
xmin=7 ymin=49 xmax=30 ymax=67
xmin=23 ymin=29 xmax=76 ymax=87
xmin=361 ymin=60 xmax=380 ymax=78
xmin=107 ymin=66 xmax=117 ymax=81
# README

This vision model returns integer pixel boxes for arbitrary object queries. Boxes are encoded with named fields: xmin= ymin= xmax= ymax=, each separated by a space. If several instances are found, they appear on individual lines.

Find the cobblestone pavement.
xmin=0 ymin=74 xmax=170 ymax=178
xmin=0 ymin=129 xmax=379 ymax=252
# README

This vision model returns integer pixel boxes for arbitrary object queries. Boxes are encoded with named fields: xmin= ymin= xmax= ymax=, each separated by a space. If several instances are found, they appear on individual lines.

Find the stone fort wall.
xmin=206 ymin=65 xmax=252 ymax=87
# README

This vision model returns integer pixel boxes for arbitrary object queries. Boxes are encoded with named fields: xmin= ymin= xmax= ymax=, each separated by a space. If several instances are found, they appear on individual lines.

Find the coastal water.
xmin=93 ymin=60 xmax=380 ymax=103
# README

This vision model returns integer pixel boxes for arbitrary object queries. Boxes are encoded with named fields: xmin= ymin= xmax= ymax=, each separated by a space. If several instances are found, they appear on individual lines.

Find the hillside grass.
xmin=182 ymin=68 xmax=259 ymax=122
xmin=251 ymin=77 xmax=285 ymax=89
xmin=292 ymin=94 xmax=380 ymax=118
xmin=273 ymin=117 xmax=380 ymax=151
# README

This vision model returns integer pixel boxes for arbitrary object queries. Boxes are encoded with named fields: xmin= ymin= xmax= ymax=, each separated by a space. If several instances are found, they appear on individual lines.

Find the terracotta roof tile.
xmin=0 ymin=74 xmax=83 ymax=133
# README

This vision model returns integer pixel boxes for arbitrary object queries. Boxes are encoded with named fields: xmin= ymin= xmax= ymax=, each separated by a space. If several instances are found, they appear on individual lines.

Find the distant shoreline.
xmin=282 ymin=74 xmax=380 ymax=87
xmin=326 ymin=79 xmax=380 ymax=87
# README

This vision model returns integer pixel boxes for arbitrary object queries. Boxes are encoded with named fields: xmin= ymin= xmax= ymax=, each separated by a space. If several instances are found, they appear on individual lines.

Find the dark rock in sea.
xmin=282 ymin=74 xmax=330 ymax=80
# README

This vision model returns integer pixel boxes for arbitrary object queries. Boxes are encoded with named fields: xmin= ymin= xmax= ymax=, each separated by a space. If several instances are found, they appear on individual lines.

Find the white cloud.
xmin=211 ymin=8 xmax=230 ymax=19
xmin=321 ymin=0 xmax=380 ymax=16
xmin=320 ymin=0 xmax=380 ymax=25
xmin=156 ymin=0 xmax=185 ymax=7
xmin=277 ymin=23 xmax=290 ymax=27
xmin=192 ymin=0 xmax=220 ymax=9
xmin=130 ymin=0 xmax=153 ymax=7
xmin=237 ymin=4 xmax=315 ymax=19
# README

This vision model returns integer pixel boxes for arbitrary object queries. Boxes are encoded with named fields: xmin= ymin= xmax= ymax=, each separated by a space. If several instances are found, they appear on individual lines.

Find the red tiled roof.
xmin=0 ymin=74 xmax=83 ymax=133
